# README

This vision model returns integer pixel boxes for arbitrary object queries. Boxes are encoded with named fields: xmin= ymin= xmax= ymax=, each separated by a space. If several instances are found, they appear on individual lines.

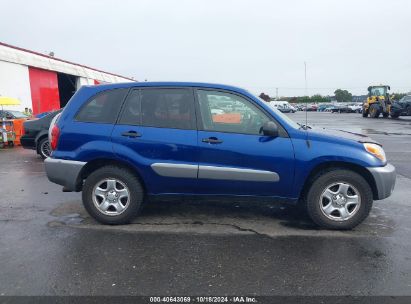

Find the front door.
xmin=112 ymin=88 xmax=198 ymax=195
xmin=195 ymin=89 xmax=295 ymax=198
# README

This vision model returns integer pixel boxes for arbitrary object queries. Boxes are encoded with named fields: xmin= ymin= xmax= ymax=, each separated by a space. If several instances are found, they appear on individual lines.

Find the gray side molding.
xmin=151 ymin=163 xmax=198 ymax=178
xmin=198 ymin=165 xmax=279 ymax=182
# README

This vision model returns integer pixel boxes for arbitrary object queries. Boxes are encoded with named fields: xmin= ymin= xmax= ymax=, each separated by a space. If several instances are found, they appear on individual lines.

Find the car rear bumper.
xmin=44 ymin=158 xmax=86 ymax=191
xmin=367 ymin=163 xmax=396 ymax=200
xmin=20 ymin=135 xmax=36 ymax=150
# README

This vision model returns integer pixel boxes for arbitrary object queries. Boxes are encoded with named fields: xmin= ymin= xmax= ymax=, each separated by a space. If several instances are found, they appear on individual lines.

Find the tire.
xmin=391 ymin=112 xmax=399 ymax=118
xmin=82 ymin=166 xmax=144 ymax=225
xmin=382 ymin=113 xmax=389 ymax=118
xmin=38 ymin=137 xmax=51 ymax=159
xmin=369 ymin=104 xmax=380 ymax=118
xmin=305 ymin=169 xmax=373 ymax=230
xmin=407 ymin=106 xmax=411 ymax=116
xmin=362 ymin=110 xmax=368 ymax=117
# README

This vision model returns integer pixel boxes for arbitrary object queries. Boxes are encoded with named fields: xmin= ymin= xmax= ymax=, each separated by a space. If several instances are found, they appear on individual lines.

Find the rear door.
xmin=111 ymin=88 xmax=198 ymax=195
xmin=57 ymin=88 xmax=128 ymax=158
xmin=195 ymin=89 xmax=295 ymax=198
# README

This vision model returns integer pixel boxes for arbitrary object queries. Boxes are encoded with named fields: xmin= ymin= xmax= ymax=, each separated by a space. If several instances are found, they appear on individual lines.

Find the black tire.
xmin=305 ymin=169 xmax=373 ymax=230
xmin=82 ymin=166 xmax=144 ymax=225
xmin=407 ymin=106 xmax=411 ymax=116
xmin=38 ymin=137 xmax=51 ymax=159
xmin=369 ymin=104 xmax=380 ymax=118
xmin=391 ymin=112 xmax=400 ymax=118
xmin=362 ymin=109 xmax=368 ymax=117
xmin=382 ymin=113 xmax=389 ymax=118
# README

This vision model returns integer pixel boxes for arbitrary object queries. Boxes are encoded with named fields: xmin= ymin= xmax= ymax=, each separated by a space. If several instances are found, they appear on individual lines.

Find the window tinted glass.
xmin=140 ymin=89 xmax=195 ymax=130
xmin=76 ymin=89 xmax=127 ymax=123
xmin=118 ymin=90 xmax=141 ymax=125
xmin=197 ymin=90 xmax=270 ymax=135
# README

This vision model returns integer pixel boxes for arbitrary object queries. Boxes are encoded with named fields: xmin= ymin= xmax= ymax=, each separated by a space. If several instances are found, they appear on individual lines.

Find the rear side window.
xmin=76 ymin=89 xmax=128 ymax=123
xmin=135 ymin=88 xmax=195 ymax=130
xmin=118 ymin=90 xmax=141 ymax=125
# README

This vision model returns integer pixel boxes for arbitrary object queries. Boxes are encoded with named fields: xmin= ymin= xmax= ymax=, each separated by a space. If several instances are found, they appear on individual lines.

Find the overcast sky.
xmin=1 ymin=0 xmax=410 ymax=97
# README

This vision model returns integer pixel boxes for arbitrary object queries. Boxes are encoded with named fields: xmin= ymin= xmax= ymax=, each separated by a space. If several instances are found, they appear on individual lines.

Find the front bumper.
xmin=367 ymin=163 xmax=396 ymax=200
xmin=44 ymin=158 xmax=86 ymax=191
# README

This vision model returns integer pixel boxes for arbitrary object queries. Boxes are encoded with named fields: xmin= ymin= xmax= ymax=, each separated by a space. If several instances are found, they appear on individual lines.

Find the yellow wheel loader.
xmin=362 ymin=85 xmax=392 ymax=118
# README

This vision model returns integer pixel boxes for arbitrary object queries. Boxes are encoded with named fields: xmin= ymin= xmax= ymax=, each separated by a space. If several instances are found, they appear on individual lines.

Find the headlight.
xmin=364 ymin=143 xmax=386 ymax=162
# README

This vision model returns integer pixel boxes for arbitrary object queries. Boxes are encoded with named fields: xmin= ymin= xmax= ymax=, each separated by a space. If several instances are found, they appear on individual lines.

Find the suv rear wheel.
xmin=82 ymin=166 xmax=144 ymax=224
xmin=305 ymin=169 xmax=373 ymax=230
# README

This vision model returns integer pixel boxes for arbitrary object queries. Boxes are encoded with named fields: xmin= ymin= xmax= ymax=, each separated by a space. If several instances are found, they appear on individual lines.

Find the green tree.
xmin=391 ymin=92 xmax=407 ymax=101
xmin=311 ymin=94 xmax=331 ymax=103
xmin=259 ymin=92 xmax=271 ymax=102
xmin=334 ymin=89 xmax=353 ymax=103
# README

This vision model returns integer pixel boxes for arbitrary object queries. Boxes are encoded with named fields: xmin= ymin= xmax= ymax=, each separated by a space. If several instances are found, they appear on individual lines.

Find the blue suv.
xmin=45 ymin=82 xmax=396 ymax=229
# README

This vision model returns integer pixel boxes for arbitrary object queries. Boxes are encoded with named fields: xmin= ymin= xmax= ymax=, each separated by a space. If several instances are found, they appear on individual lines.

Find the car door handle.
xmin=202 ymin=137 xmax=223 ymax=144
xmin=121 ymin=131 xmax=142 ymax=138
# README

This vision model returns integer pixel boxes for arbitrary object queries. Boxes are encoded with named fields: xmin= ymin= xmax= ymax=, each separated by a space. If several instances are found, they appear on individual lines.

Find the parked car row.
xmin=285 ymin=103 xmax=364 ymax=113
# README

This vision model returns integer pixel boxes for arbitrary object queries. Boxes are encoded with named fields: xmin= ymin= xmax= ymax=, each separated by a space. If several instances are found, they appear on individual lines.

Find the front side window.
xmin=76 ymin=89 xmax=127 ymax=124
xmin=140 ymin=89 xmax=195 ymax=130
xmin=197 ymin=90 xmax=270 ymax=135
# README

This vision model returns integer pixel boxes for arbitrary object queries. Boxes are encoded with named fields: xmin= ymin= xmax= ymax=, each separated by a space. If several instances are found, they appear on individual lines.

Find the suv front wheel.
xmin=305 ymin=169 xmax=373 ymax=230
xmin=82 ymin=166 xmax=144 ymax=225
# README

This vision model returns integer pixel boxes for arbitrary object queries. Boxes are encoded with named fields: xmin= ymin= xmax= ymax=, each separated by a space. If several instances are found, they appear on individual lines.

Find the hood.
xmin=309 ymin=127 xmax=381 ymax=145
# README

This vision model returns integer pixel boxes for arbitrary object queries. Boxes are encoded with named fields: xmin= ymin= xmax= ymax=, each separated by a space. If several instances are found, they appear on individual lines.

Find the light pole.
xmin=304 ymin=61 xmax=307 ymax=96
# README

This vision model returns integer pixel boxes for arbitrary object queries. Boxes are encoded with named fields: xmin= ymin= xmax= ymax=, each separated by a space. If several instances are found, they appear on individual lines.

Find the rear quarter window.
xmin=75 ymin=89 xmax=128 ymax=123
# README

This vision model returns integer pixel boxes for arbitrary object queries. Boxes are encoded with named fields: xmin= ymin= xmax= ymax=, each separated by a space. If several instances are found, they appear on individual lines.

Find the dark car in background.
xmin=0 ymin=110 xmax=29 ymax=119
xmin=330 ymin=104 xmax=353 ymax=113
xmin=20 ymin=109 xmax=62 ymax=159
xmin=390 ymin=95 xmax=411 ymax=118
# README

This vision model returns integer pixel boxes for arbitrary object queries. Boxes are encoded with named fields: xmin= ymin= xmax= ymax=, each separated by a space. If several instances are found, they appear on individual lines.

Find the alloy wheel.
xmin=92 ymin=178 xmax=130 ymax=216
xmin=319 ymin=182 xmax=361 ymax=221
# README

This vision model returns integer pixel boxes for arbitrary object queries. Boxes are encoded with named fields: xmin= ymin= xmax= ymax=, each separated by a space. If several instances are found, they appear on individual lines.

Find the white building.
xmin=0 ymin=42 xmax=134 ymax=114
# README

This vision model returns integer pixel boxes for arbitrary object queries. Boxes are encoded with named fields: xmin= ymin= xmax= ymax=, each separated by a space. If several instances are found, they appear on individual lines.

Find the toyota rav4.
xmin=45 ymin=82 xmax=396 ymax=229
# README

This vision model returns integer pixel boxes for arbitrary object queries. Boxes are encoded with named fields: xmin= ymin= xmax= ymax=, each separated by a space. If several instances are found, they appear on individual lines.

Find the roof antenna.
xmin=304 ymin=61 xmax=310 ymax=147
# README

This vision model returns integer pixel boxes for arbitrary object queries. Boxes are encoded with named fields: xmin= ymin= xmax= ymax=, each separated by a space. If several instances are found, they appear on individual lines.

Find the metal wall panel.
xmin=0 ymin=60 xmax=32 ymax=112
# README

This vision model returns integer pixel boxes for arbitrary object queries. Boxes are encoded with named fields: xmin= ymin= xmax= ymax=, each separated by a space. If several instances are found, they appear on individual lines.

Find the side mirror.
xmin=261 ymin=121 xmax=279 ymax=137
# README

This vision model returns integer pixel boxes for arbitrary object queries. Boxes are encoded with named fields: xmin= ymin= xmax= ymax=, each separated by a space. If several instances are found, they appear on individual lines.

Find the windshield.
xmin=7 ymin=110 xmax=28 ymax=118
xmin=258 ymin=97 xmax=300 ymax=129
xmin=370 ymin=86 xmax=387 ymax=97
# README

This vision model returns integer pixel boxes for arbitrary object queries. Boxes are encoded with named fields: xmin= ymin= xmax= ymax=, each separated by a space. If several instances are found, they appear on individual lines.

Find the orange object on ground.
xmin=212 ymin=113 xmax=242 ymax=124
xmin=5 ymin=119 xmax=25 ymax=145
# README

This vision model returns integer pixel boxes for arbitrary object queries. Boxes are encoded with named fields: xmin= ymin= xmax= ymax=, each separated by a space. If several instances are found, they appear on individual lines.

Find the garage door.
xmin=28 ymin=67 xmax=60 ymax=115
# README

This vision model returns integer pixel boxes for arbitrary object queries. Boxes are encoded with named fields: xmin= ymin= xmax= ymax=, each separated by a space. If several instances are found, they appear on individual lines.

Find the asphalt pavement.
xmin=0 ymin=112 xmax=410 ymax=297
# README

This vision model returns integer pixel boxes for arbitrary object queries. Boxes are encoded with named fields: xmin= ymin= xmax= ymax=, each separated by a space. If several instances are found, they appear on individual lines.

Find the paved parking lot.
xmin=0 ymin=112 xmax=410 ymax=296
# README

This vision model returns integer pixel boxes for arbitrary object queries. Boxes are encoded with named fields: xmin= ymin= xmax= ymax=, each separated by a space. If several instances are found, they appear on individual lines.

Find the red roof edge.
xmin=0 ymin=41 xmax=136 ymax=82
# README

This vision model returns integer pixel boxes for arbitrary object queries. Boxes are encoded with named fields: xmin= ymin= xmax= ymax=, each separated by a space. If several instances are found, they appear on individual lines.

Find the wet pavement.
xmin=0 ymin=112 xmax=410 ymax=296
